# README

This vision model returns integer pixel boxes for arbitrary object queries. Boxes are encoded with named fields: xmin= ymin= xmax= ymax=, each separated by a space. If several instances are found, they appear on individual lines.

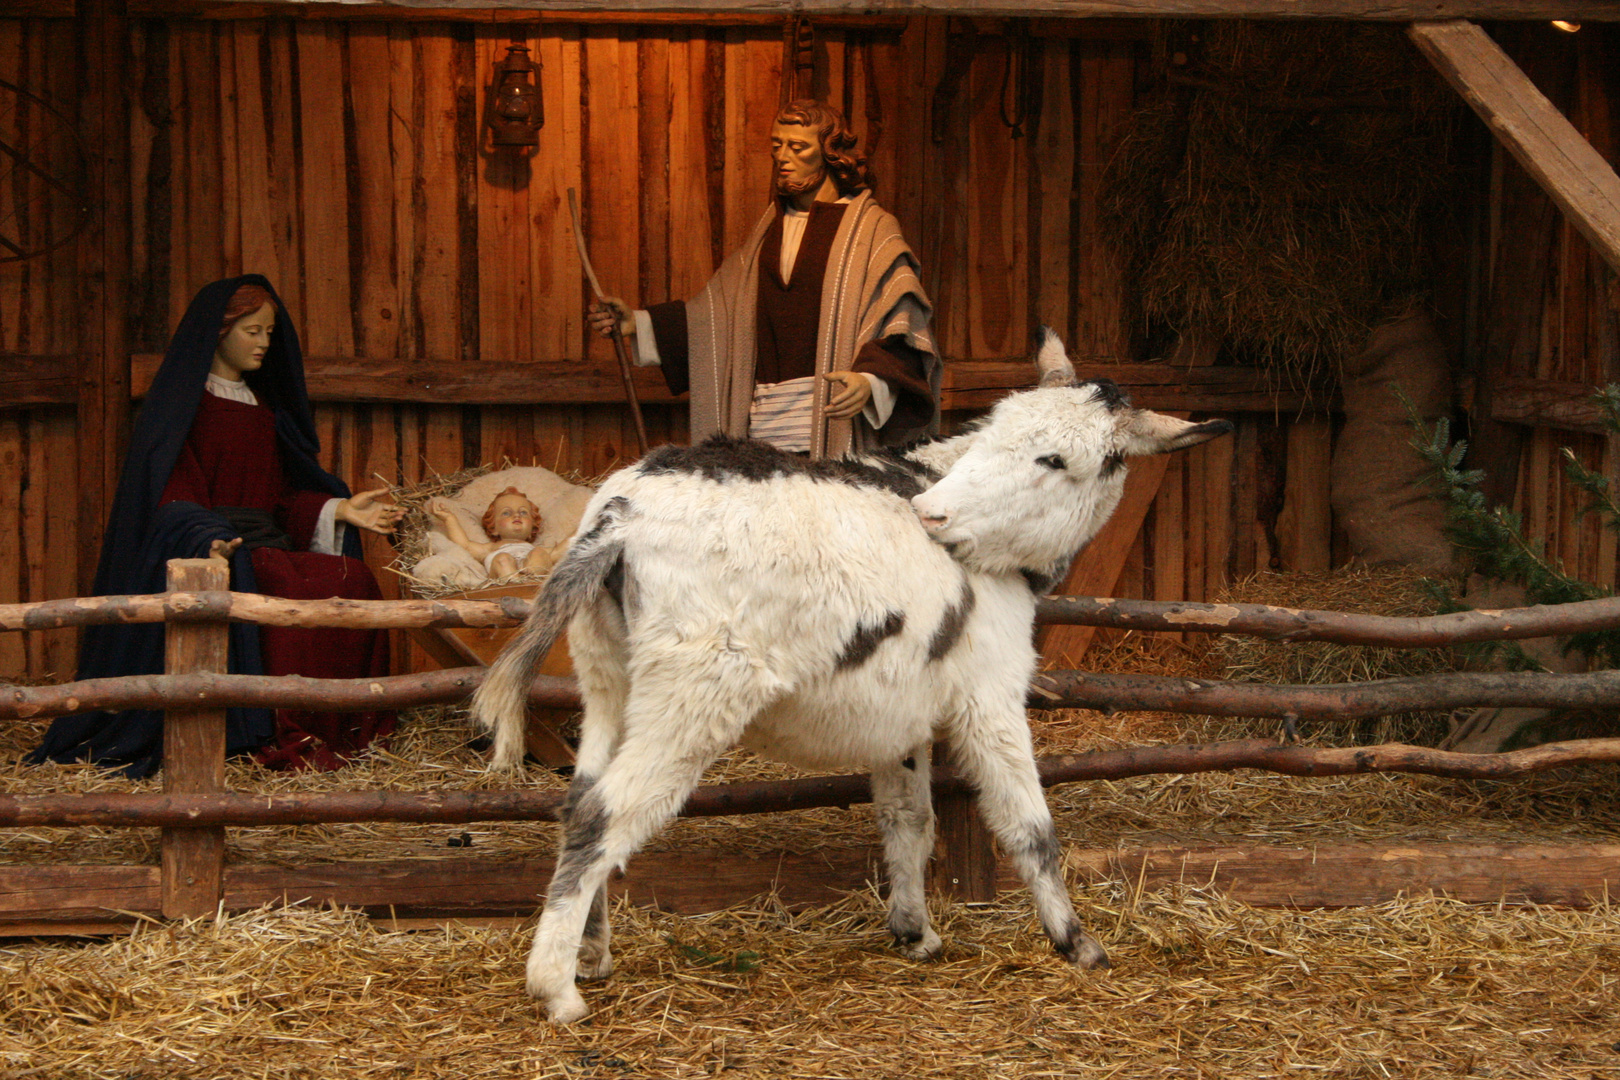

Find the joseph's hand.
xmin=823 ymin=371 xmax=873 ymax=419
xmin=587 ymin=298 xmax=634 ymax=339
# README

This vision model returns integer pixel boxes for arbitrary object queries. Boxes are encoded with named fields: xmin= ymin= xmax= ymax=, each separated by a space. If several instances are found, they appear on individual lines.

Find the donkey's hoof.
xmin=542 ymin=987 xmax=591 ymax=1025
xmin=576 ymin=949 xmax=615 ymax=982
xmin=895 ymin=927 xmax=943 ymax=962
xmin=1063 ymin=933 xmax=1110 ymax=970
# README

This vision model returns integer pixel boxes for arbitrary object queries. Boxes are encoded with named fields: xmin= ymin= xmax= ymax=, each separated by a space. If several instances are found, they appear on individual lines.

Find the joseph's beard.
xmin=776 ymin=168 xmax=825 ymax=197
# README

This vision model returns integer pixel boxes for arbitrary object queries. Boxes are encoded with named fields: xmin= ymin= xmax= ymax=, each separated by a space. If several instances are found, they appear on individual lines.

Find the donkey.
xmin=470 ymin=329 xmax=1232 ymax=1022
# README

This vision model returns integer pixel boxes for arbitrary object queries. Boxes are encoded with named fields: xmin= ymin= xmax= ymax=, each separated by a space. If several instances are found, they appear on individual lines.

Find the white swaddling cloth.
xmin=484 ymin=541 xmax=535 ymax=575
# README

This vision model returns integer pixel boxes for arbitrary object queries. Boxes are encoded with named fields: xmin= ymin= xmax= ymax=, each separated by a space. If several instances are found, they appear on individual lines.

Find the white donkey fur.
xmin=470 ymin=329 xmax=1232 ymax=1023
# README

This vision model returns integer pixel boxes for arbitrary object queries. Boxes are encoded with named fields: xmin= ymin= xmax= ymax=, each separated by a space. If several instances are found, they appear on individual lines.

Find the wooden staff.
xmin=568 ymin=187 xmax=649 ymax=456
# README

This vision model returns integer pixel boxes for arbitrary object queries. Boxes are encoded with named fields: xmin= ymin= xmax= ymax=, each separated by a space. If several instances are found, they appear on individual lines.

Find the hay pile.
xmin=1204 ymin=565 xmax=1461 ymax=746
xmin=1102 ymin=22 xmax=1461 ymax=384
xmin=3 ymin=889 xmax=1618 ymax=1078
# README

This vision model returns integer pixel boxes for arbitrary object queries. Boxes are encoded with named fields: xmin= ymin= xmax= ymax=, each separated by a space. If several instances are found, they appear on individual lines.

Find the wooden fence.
xmin=4 ymin=557 xmax=1620 ymax=934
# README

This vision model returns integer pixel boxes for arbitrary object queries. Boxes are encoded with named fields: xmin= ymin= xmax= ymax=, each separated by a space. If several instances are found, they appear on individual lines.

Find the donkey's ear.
xmin=1035 ymin=326 xmax=1077 ymax=388
xmin=1117 ymin=410 xmax=1234 ymax=457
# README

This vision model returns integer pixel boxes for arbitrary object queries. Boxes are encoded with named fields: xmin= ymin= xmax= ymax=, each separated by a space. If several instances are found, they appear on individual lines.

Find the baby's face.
xmin=489 ymin=494 xmax=537 ymax=541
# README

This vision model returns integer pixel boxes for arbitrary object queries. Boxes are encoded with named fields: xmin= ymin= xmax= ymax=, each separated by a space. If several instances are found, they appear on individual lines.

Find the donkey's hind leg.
xmin=527 ymin=649 xmax=779 ymax=1023
xmin=565 ymin=598 xmax=630 ymax=984
xmin=871 ymin=744 xmax=941 ymax=960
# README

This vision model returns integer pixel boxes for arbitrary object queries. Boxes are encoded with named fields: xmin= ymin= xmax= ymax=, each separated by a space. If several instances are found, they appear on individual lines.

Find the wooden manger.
xmin=4 ymin=558 xmax=1620 ymax=937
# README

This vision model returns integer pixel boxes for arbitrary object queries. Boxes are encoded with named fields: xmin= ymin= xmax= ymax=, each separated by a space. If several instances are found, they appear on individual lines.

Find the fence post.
xmin=160 ymin=558 xmax=229 ymax=919
xmin=930 ymin=742 xmax=997 ymax=902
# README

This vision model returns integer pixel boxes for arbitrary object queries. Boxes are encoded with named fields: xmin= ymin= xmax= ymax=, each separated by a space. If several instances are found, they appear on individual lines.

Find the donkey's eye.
xmin=1036 ymin=454 xmax=1067 ymax=471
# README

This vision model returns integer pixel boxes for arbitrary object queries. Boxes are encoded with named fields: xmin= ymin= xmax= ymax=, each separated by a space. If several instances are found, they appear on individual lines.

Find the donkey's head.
xmin=911 ymin=329 xmax=1233 ymax=578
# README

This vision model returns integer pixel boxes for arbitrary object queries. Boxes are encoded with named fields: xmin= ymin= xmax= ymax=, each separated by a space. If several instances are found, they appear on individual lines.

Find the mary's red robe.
xmin=161 ymin=389 xmax=394 ymax=771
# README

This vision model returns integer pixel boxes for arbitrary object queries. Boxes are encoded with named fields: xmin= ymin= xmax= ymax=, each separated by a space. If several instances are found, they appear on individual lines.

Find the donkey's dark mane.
xmin=637 ymin=435 xmax=941 ymax=500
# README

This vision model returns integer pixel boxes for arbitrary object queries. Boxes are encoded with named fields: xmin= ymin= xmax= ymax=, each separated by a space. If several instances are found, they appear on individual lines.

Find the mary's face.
xmin=212 ymin=302 xmax=276 ymax=382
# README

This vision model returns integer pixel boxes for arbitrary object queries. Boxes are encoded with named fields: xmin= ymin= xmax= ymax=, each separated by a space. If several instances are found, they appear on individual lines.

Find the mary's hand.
xmin=209 ymin=537 xmax=243 ymax=561
xmin=338 ymin=488 xmax=405 ymax=536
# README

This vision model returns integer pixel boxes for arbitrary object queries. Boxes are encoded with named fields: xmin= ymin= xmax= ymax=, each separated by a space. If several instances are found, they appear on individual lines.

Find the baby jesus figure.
xmin=431 ymin=487 xmax=568 ymax=581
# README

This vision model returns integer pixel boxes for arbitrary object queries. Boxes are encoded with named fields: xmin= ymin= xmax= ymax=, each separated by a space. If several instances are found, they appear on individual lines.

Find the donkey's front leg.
xmin=871 ymin=744 xmax=941 ymax=960
xmin=947 ymin=700 xmax=1109 ymax=969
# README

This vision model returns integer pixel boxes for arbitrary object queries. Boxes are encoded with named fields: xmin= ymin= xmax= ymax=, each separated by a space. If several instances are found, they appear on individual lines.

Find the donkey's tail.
xmin=470 ymin=496 xmax=632 ymax=771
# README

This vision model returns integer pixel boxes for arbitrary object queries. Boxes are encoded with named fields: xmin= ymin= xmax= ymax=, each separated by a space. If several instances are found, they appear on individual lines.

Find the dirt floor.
xmin=5 ymin=574 xmax=1620 ymax=1078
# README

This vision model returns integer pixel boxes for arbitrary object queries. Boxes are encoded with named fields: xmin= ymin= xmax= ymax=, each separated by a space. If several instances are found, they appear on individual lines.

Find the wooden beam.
xmin=6 ymin=0 xmax=76 ymax=15
xmin=6 ymin=839 xmax=1616 ymax=936
xmin=125 ymin=1 xmax=907 ymax=23
xmin=0 ymin=355 xmax=78 ymax=409
xmin=122 ymin=354 xmax=1321 ymax=411
xmin=1064 ymin=840 xmax=1620 ymax=909
xmin=1490 ymin=376 xmax=1610 ymax=433
xmin=1411 ymin=20 xmax=1620 ymax=276
xmin=117 ymin=1 xmax=1620 ymax=21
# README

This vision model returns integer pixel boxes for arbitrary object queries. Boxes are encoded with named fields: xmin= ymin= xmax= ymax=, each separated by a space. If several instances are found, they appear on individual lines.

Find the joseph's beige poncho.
xmin=685 ymin=191 xmax=940 ymax=459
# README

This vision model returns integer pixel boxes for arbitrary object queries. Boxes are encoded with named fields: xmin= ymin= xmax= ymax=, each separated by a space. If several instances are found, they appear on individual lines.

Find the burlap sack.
xmin=1329 ymin=311 xmax=1458 ymax=575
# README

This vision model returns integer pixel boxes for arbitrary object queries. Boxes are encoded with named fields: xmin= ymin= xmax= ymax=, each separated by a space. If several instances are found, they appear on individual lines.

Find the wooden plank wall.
xmin=1500 ymin=26 xmax=1620 ymax=593
xmin=0 ymin=13 xmax=1343 ymax=682
xmin=0 ymin=17 xmax=82 ymax=682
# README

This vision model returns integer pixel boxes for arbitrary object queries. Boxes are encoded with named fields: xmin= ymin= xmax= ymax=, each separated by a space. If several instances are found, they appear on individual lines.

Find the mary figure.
xmin=28 ymin=275 xmax=400 ymax=776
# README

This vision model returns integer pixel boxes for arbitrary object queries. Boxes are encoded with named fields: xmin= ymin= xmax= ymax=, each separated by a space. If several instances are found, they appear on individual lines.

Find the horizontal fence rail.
xmin=12 ymin=589 xmax=1620 ymax=645
xmin=10 ymin=666 xmax=1620 ymax=725
xmin=6 ymin=738 xmax=1620 ymax=830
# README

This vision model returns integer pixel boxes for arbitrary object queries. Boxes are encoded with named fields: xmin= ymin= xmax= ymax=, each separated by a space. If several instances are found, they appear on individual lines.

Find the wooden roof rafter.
xmin=38 ymin=0 xmax=1620 ymax=20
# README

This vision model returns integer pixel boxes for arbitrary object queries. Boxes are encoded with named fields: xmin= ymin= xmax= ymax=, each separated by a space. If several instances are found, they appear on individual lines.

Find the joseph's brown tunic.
xmin=645 ymin=201 xmax=934 ymax=436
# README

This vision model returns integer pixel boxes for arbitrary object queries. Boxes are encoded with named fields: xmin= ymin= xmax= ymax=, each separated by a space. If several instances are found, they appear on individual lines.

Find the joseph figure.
xmin=589 ymin=99 xmax=940 ymax=459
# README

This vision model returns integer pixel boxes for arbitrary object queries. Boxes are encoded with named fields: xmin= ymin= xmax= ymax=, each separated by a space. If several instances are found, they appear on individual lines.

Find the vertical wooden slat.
xmin=160 ymin=558 xmax=229 ymax=920
xmin=1202 ymin=428 xmax=1235 ymax=599
xmin=232 ymin=22 xmax=273 ymax=280
xmin=297 ymin=22 xmax=353 ymax=357
xmin=1183 ymin=441 xmax=1210 ymax=603
xmin=417 ymin=28 xmax=462 ymax=475
xmin=21 ymin=415 xmax=47 ymax=674
xmin=1228 ymin=419 xmax=1259 ymax=583
xmin=180 ymin=21 xmax=225 ymax=293
xmin=529 ymin=25 xmax=583 ymax=359
xmin=929 ymin=743 xmax=995 ymax=904
xmin=721 ymin=28 xmax=778 ymax=255
xmin=639 ymin=31 xmax=672 ymax=308
xmin=76 ymin=0 xmax=132 ymax=600
xmin=1033 ymin=36 xmax=1076 ymax=338
xmin=348 ymin=24 xmax=400 ymax=359
xmin=0 ymin=20 xmax=19 ymax=355
xmin=1276 ymin=417 xmax=1334 ymax=573
xmin=967 ymin=36 xmax=1024 ymax=358
xmin=667 ymin=27 xmax=713 ymax=302
xmin=582 ymin=28 xmax=642 ymax=464
xmin=1150 ymin=454 xmax=1186 ymax=641
xmin=930 ymin=25 xmax=970 ymax=360
xmin=0 ymin=417 xmax=23 ymax=677
xmin=217 ymin=26 xmax=241 ymax=273
xmin=41 ymin=410 xmax=77 ymax=677
xmin=264 ymin=19 xmax=304 ymax=320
